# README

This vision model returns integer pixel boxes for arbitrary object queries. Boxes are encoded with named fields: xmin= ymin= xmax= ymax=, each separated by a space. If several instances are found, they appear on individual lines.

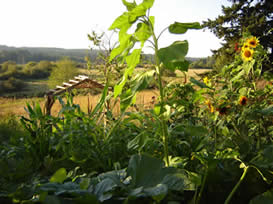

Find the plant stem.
xmin=157 ymin=65 xmax=169 ymax=167
xmin=224 ymin=166 xmax=249 ymax=204
xmin=214 ymin=124 xmax=217 ymax=151
xmin=147 ymin=17 xmax=170 ymax=166
xmin=231 ymin=121 xmax=241 ymax=137
xmin=196 ymin=167 xmax=208 ymax=204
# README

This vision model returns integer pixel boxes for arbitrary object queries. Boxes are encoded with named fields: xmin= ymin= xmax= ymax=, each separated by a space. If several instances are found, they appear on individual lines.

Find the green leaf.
xmin=96 ymin=169 xmax=127 ymax=189
xmin=135 ymin=22 xmax=152 ymax=43
xmin=114 ymin=49 xmax=142 ymax=98
xmin=126 ymin=154 xmax=197 ymax=199
xmin=162 ymin=173 xmax=190 ymax=191
xmin=163 ymin=105 xmax=171 ymax=120
xmin=120 ymin=89 xmax=136 ymax=112
xmin=239 ymin=87 xmax=248 ymax=96
xmin=249 ymin=188 xmax=273 ymax=204
xmin=184 ymin=125 xmax=208 ymax=152
xmin=94 ymin=178 xmax=116 ymax=202
xmin=90 ymin=84 xmax=109 ymax=117
xmin=168 ymin=22 xmax=201 ymax=34
xmin=231 ymin=69 xmax=245 ymax=82
xmin=74 ymin=194 xmax=99 ymax=204
xmin=243 ymin=59 xmax=255 ymax=75
xmin=50 ymin=168 xmax=67 ymax=183
xmin=24 ymin=102 xmax=35 ymax=117
xmin=149 ymin=16 xmax=155 ymax=27
xmin=158 ymin=40 xmax=189 ymax=71
xmin=119 ymin=70 xmax=155 ymax=111
xmin=80 ymin=178 xmax=91 ymax=190
xmin=154 ymin=105 xmax=161 ymax=116
xmin=127 ymin=154 xmax=168 ymax=187
xmin=127 ymin=131 xmax=149 ymax=151
xmin=35 ymin=103 xmax=43 ymax=117
xmin=114 ymin=73 xmax=129 ymax=98
xmin=131 ymin=70 xmax=155 ymax=92
xmin=109 ymin=12 xmax=130 ymax=30
xmin=43 ymin=195 xmax=62 ymax=204
xmin=109 ymin=32 xmax=133 ymax=62
xmin=128 ymin=0 xmax=155 ymax=23
xmin=252 ymin=145 xmax=273 ymax=169
xmin=127 ymin=154 xmax=184 ymax=188
xmin=126 ymin=48 xmax=142 ymax=75
xmin=143 ymin=184 xmax=168 ymax=202
xmin=122 ymin=0 xmax=137 ymax=11
xmin=259 ymin=105 xmax=273 ymax=116
xmin=185 ymin=125 xmax=208 ymax=137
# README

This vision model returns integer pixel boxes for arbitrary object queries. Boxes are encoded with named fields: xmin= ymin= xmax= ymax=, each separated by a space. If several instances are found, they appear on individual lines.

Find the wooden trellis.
xmin=44 ymin=75 xmax=107 ymax=115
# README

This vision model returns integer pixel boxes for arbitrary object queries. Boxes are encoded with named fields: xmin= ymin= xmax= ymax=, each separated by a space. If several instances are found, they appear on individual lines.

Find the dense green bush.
xmin=48 ymin=58 xmax=80 ymax=88
xmin=0 ymin=114 xmax=27 ymax=144
xmin=0 ymin=77 xmax=26 ymax=94
xmin=0 ymin=60 xmax=52 ymax=81
xmin=22 ymin=61 xmax=52 ymax=79
xmin=0 ymin=63 xmax=22 ymax=80
xmin=0 ymin=0 xmax=272 ymax=203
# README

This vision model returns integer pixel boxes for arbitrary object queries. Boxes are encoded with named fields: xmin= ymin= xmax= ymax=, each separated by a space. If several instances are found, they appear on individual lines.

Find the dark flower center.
xmin=244 ymin=50 xmax=251 ymax=58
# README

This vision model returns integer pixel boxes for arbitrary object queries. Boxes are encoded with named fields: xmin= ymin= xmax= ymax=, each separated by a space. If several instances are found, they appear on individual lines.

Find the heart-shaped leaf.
xmin=168 ymin=22 xmax=201 ymax=34
xmin=158 ymin=40 xmax=189 ymax=71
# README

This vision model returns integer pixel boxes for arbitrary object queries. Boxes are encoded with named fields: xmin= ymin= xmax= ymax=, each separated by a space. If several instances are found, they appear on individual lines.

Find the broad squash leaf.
xmin=250 ymin=188 xmax=273 ymax=204
xmin=50 ymin=168 xmax=67 ymax=184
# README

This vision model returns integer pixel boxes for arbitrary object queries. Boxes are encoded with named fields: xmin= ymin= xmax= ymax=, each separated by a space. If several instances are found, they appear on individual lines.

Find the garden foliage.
xmin=0 ymin=0 xmax=272 ymax=203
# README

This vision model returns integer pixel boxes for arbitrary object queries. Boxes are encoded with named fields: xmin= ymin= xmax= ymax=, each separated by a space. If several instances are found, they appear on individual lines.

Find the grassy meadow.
xmin=0 ymin=68 xmax=211 ymax=117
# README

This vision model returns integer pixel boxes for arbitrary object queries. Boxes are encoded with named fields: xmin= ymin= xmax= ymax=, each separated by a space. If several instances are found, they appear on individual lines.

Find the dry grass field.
xmin=0 ymin=69 xmax=211 ymax=117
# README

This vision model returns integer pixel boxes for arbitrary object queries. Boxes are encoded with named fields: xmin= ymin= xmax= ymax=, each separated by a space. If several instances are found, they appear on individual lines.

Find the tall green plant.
xmin=109 ymin=0 xmax=201 ymax=166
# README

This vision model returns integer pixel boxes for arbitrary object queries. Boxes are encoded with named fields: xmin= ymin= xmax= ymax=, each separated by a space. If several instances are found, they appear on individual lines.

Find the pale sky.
xmin=0 ymin=0 xmax=231 ymax=57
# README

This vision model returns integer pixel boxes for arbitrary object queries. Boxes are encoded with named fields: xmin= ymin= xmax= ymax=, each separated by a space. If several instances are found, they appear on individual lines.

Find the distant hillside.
xmin=0 ymin=45 xmax=205 ymax=65
xmin=0 ymin=45 xmax=98 ymax=64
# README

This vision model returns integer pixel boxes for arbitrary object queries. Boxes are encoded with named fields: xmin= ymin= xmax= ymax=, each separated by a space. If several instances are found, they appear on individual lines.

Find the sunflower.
xmin=205 ymin=100 xmax=214 ymax=113
xmin=203 ymin=77 xmax=209 ymax=86
xmin=241 ymin=48 xmax=254 ymax=61
xmin=242 ymin=43 xmax=249 ymax=50
xmin=216 ymin=105 xmax=230 ymax=115
xmin=239 ymin=96 xmax=248 ymax=106
xmin=247 ymin=36 xmax=259 ymax=48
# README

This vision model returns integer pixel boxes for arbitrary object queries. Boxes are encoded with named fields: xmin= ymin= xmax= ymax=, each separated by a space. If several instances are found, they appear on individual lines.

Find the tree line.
xmin=0 ymin=58 xmax=82 ymax=96
xmin=0 ymin=45 xmax=205 ymax=66
xmin=0 ymin=45 xmax=99 ymax=64
xmin=204 ymin=0 xmax=273 ymax=71
xmin=190 ymin=56 xmax=215 ymax=69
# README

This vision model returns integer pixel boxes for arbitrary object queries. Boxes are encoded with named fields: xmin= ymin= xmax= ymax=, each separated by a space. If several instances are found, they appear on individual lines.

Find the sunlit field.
xmin=0 ymin=68 xmax=211 ymax=117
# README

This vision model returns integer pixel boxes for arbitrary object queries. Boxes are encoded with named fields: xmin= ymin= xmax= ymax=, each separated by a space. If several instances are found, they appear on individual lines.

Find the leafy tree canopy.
xmin=48 ymin=58 xmax=79 ymax=89
xmin=204 ymin=0 xmax=273 ymax=70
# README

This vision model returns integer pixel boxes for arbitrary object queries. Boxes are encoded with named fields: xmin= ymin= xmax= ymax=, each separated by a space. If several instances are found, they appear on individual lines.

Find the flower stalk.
xmin=224 ymin=166 xmax=249 ymax=204
xmin=149 ymin=18 xmax=170 ymax=167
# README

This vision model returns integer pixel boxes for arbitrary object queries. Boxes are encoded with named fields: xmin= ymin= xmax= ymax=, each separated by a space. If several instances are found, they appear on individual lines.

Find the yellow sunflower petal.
xmin=242 ymin=42 xmax=249 ymax=50
xmin=247 ymin=36 xmax=259 ymax=48
xmin=241 ymin=48 xmax=254 ymax=61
